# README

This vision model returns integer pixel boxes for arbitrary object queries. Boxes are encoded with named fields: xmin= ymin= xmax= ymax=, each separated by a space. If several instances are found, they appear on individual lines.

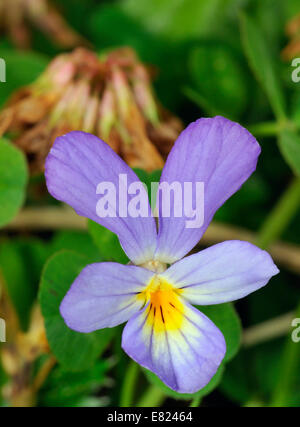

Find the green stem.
xmin=190 ymin=394 xmax=202 ymax=407
xmin=256 ymin=177 xmax=300 ymax=249
xmin=248 ymin=121 xmax=282 ymax=137
xmin=270 ymin=302 xmax=300 ymax=406
xmin=248 ymin=120 xmax=296 ymax=137
xmin=136 ymin=385 xmax=166 ymax=407
xmin=119 ymin=361 xmax=139 ymax=407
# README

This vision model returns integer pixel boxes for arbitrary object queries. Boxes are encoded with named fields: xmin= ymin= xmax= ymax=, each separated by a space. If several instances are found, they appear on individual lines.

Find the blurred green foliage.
xmin=0 ymin=139 xmax=28 ymax=228
xmin=39 ymin=251 xmax=115 ymax=371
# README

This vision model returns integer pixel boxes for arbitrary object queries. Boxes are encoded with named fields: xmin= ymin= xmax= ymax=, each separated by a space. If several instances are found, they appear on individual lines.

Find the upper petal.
xmin=45 ymin=131 xmax=157 ymax=264
xmin=155 ymin=116 xmax=261 ymax=263
xmin=160 ymin=240 xmax=279 ymax=305
xmin=60 ymin=262 xmax=154 ymax=333
xmin=122 ymin=297 xmax=225 ymax=393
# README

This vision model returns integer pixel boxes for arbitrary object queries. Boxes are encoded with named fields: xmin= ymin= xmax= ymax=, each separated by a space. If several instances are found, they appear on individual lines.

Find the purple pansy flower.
xmin=45 ymin=116 xmax=279 ymax=394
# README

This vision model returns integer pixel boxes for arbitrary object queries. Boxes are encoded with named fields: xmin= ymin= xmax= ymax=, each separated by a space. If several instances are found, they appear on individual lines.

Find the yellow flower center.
xmin=138 ymin=276 xmax=184 ymax=333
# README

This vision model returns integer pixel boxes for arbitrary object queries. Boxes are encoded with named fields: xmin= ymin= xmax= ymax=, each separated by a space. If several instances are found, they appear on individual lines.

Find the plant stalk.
xmin=270 ymin=302 xmax=300 ymax=406
xmin=136 ymin=385 xmax=166 ymax=407
xmin=256 ymin=177 xmax=300 ymax=249
xmin=119 ymin=361 xmax=139 ymax=407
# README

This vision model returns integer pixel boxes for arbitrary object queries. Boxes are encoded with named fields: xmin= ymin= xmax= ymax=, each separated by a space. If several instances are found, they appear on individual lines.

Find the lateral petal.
xmin=160 ymin=241 xmax=279 ymax=305
xmin=60 ymin=262 xmax=154 ymax=333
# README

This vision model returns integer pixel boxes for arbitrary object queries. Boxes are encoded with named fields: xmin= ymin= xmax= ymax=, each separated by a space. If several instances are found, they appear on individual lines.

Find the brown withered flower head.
xmin=0 ymin=0 xmax=83 ymax=49
xmin=281 ymin=13 xmax=300 ymax=60
xmin=0 ymin=47 xmax=182 ymax=174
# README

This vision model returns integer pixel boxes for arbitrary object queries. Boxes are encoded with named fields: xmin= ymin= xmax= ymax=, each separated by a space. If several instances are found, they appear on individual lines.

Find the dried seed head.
xmin=0 ymin=47 xmax=183 ymax=174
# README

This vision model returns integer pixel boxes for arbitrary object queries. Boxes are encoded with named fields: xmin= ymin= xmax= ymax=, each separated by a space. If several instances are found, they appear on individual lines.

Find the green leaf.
xmin=240 ymin=13 xmax=286 ymax=121
xmin=51 ymin=230 xmax=103 ymax=263
xmin=39 ymin=358 xmax=109 ymax=407
xmin=88 ymin=220 xmax=128 ymax=264
xmin=0 ymin=50 xmax=48 ymax=106
xmin=187 ymin=41 xmax=248 ymax=119
xmin=0 ymin=238 xmax=47 ymax=330
xmin=278 ymin=130 xmax=300 ymax=176
xmin=253 ymin=338 xmax=284 ymax=397
xmin=219 ymin=350 xmax=252 ymax=404
xmin=199 ymin=303 xmax=242 ymax=363
xmin=0 ymin=241 xmax=33 ymax=329
xmin=291 ymin=90 xmax=300 ymax=129
xmin=39 ymin=251 xmax=115 ymax=371
xmin=0 ymin=139 xmax=28 ymax=227
xmin=88 ymin=5 xmax=187 ymax=109
xmin=89 ymin=5 xmax=159 ymax=59
xmin=121 ymin=0 xmax=230 ymax=41
xmin=143 ymin=363 xmax=224 ymax=400
xmin=184 ymin=86 xmax=224 ymax=117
